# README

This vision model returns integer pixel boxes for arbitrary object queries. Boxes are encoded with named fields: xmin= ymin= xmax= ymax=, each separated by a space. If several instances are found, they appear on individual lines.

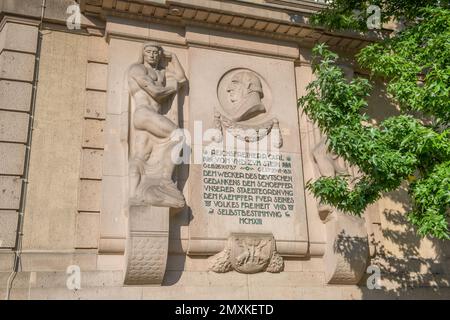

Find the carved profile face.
xmin=223 ymin=71 xmax=266 ymax=121
xmin=226 ymin=71 xmax=263 ymax=104
xmin=217 ymin=69 xmax=271 ymax=122
xmin=143 ymin=44 xmax=162 ymax=68
xmin=226 ymin=77 xmax=246 ymax=103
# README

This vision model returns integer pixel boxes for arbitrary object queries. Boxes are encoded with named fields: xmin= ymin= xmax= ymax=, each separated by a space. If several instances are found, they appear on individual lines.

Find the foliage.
xmin=299 ymin=6 xmax=450 ymax=239
xmin=311 ymin=0 xmax=448 ymax=32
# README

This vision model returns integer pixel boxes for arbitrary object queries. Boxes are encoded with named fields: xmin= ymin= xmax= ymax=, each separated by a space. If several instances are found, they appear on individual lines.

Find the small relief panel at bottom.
xmin=209 ymin=233 xmax=284 ymax=274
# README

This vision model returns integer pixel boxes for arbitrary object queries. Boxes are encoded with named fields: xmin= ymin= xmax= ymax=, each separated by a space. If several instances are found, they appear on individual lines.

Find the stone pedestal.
xmin=323 ymin=211 xmax=369 ymax=284
xmin=123 ymin=205 xmax=169 ymax=285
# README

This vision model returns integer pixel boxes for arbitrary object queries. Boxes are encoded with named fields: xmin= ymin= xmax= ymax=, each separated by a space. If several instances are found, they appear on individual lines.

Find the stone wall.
xmin=0 ymin=17 xmax=39 ymax=252
xmin=0 ymin=0 xmax=448 ymax=300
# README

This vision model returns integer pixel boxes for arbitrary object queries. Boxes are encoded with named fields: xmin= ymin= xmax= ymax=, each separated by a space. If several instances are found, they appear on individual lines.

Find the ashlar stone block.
xmin=0 ymin=110 xmax=29 ymax=143
xmin=0 ymin=176 xmax=22 ymax=209
xmin=84 ymin=90 xmax=106 ymax=119
xmin=78 ymin=179 xmax=102 ymax=212
xmin=80 ymin=148 xmax=103 ymax=179
xmin=86 ymin=62 xmax=108 ymax=91
xmin=82 ymin=119 xmax=104 ymax=149
xmin=1 ymin=23 xmax=38 ymax=54
xmin=0 ymin=51 xmax=35 ymax=82
xmin=75 ymin=212 xmax=100 ymax=248
xmin=0 ymin=142 xmax=26 ymax=175
xmin=0 ymin=80 xmax=33 ymax=112
xmin=88 ymin=36 xmax=109 ymax=64
xmin=0 ymin=210 xmax=18 ymax=248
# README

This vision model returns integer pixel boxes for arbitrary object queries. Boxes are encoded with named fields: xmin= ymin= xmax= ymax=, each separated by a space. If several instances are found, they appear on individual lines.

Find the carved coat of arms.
xmin=209 ymin=234 xmax=284 ymax=274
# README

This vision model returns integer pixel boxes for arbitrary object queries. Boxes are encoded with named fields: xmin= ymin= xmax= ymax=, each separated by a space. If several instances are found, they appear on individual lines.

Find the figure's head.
xmin=226 ymin=71 xmax=263 ymax=104
xmin=142 ymin=42 xmax=163 ymax=67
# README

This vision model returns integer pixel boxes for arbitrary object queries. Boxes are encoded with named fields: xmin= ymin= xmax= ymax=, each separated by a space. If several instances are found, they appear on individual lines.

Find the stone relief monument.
xmin=1 ymin=0 xmax=446 ymax=300
xmin=124 ymin=42 xmax=187 ymax=285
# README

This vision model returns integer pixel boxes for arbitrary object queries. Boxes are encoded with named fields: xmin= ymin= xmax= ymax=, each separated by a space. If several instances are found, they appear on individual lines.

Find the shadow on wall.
xmin=329 ymin=75 xmax=449 ymax=298
xmin=333 ymin=184 xmax=449 ymax=299
xmin=364 ymin=79 xmax=400 ymax=124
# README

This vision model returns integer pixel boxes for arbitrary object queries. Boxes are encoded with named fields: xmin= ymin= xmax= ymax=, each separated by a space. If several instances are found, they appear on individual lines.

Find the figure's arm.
xmin=132 ymin=75 xmax=177 ymax=99
xmin=164 ymin=51 xmax=187 ymax=86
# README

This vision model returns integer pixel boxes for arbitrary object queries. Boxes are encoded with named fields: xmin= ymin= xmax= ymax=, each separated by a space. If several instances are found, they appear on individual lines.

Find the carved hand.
xmin=163 ymin=51 xmax=173 ymax=59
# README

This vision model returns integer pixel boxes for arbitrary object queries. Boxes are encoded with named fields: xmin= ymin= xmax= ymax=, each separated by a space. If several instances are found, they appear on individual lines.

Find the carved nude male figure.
xmin=311 ymin=127 xmax=361 ymax=220
xmin=127 ymin=42 xmax=186 ymax=208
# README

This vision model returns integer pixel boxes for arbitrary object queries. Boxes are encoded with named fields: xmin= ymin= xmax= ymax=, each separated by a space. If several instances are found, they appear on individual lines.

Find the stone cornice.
xmin=80 ymin=0 xmax=387 ymax=52
xmin=0 ymin=15 xmax=41 ymax=32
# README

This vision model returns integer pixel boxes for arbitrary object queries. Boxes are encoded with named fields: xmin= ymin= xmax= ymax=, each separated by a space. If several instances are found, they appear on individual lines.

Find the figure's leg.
xmin=312 ymin=139 xmax=336 ymax=219
xmin=312 ymin=139 xmax=336 ymax=177
xmin=129 ymin=131 xmax=152 ymax=200
xmin=131 ymin=107 xmax=186 ymax=208
xmin=134 ymin=107 xmax=177 ymax=139
xmin=133 ymin=131 xmax=153 ymax=162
